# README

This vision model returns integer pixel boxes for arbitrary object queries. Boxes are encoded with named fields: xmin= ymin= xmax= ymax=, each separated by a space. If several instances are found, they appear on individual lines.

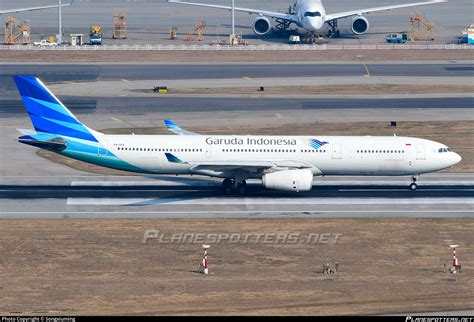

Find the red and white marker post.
xmin=202 ymin=245 xmax=210 ymax=275
xmin=450 ymin=244 xmax=460 ymax=272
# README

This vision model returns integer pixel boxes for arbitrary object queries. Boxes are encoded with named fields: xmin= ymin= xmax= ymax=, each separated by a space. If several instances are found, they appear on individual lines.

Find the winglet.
xmin=164 ymin=119 xmax=199 ymax=136
xmin=165 ymin=153 xmax=185 ymax=164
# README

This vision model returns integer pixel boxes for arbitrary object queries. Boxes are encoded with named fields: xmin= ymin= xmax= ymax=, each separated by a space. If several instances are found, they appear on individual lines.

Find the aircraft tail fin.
xmin=13 ymin=75 xmax=98 ymax=142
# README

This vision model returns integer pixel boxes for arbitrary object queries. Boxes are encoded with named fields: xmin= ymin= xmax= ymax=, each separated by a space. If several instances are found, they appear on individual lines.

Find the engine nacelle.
xmin=262 ymin=169 xmax=313 ymax=192
xmin=252 ymin=16 xmax=272 ymax=36
xmin=351 ymin=16 xmax=369 ymax=35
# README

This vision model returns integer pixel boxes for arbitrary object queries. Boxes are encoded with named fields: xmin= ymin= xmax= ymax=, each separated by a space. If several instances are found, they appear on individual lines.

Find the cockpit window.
xmin=304 ymin=11 xmax=321 ymax=17
xmin=438 ymin=147 xmax=451 ymax=153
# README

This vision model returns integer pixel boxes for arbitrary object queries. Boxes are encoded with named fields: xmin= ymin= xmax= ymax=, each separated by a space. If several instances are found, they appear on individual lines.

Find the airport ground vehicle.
xmin=33 ymin=39 xmax=57 ymax=46
xmin=288 ymin=35 xmax=302 ymax=44
xmin=89 ymin=25 xmax=103 ymax=45
xmin=386 ymin=33 xmax=408 ymax=43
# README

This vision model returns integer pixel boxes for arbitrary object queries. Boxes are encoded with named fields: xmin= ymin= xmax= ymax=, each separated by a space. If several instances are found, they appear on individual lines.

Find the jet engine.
xmin=351 ymin=16 xmax=369 ymax=35
xmin=262 ymin=169 xmax=313 ymax=192
xmin=252 ymin=16 xmax=272 ymax=35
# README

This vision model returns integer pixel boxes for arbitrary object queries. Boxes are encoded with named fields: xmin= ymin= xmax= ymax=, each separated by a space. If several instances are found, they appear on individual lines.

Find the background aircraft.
xmin=169 ymin=0 xmax=446 ymax=37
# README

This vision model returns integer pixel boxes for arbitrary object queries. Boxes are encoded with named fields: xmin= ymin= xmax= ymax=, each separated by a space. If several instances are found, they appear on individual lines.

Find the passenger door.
xmin=331 ymin=143 xmax=342 ymax=159
xmin=205 ymin=144 xmax=212 ymax=158
xmin=416 ymin=144 xmax=426 ymax=160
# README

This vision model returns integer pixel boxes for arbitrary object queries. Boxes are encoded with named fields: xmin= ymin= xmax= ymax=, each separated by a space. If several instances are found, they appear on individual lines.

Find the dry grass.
xmin=0 ymin=218 xmax=472 ymax=315
xmin=38 ymin=121 xmax=473 ymax=174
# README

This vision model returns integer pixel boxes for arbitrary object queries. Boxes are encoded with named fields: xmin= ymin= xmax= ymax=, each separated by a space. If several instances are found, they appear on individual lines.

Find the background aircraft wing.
xmin=0 ymin=1 xmax=73 ymax=15
xmin=168 ymin=0 xmax=297 ymax=22
xmin=325 ymin=0 xmax=445 ymax=21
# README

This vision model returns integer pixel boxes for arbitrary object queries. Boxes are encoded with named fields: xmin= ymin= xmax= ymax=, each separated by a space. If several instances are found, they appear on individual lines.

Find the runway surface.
xmin=2 ymin=96 xmax=474 ymax=116
xmin=1 ymin=64 xmax=473 ymax=90
xmin=1 ymin=174 xmax=472 ymax=218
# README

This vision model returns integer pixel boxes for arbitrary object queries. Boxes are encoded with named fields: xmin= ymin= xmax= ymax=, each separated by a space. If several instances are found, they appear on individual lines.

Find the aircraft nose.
xmin=452 ymin=152 xmax=462 ymax=165
xmin=305 ymin=17 xmax=324 ymax=31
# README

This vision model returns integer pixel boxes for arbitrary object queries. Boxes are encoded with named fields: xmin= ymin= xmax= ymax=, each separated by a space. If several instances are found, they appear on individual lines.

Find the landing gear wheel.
xmin=223 ymin=178 xmax=233 ymax=194
xmin=237 ymin=180 xmax=247 ymax=195
xmin=335 ymin=30 xmax=340 ymax=37
xmin=410 ymin=183 xmax=418 ymax=191
xmin=327 ymin=30 xmax=332 ymax=38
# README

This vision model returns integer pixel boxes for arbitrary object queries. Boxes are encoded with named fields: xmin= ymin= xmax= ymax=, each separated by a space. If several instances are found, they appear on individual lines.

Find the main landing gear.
xmin=410 ymin=176 xmax=418 ymax=191
xmin=326 ymin=20 xmax=340 ymax=38
xmin=223 ymin=178 xmax=247 ymax=195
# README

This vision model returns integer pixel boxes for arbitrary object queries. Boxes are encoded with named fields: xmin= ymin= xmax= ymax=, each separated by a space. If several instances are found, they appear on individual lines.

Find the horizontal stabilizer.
xmin=18 ymin=136 xmax=67 ymax=151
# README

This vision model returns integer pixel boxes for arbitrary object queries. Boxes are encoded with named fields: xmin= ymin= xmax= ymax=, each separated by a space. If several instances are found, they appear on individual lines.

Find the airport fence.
xmin=0 ymin=43 xmax=472 ymax=51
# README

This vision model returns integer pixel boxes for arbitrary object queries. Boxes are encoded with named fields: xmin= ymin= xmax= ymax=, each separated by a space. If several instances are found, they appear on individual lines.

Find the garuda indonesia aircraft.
xmin=169 ymin=0 xmax=445 ymax=37
xmin=14 ymin=76 xmax=461 ymax=194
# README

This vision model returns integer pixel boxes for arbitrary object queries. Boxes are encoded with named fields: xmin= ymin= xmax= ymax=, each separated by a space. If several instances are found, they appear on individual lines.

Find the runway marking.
xmin=120 ymin=79 xmax=130 ymax=83
xmin=110 ymin=117 xmax=124 ymax=123
xmin=363 ymin=64 xmax=371 ymax=78
xmin=275 ymin=113 xmax=282 ymax=118
xmin=70 ymin=181 xmax=474 ymax=187
xmin=66 ymin=197 xmax=474 ymax=206
xmin=243 ymin=77 xmax=252 ymax=80
xmin=338 ymin=189 xmax=474 ymax=192
xmin=71 ymin=181 xmax=218 ymax=186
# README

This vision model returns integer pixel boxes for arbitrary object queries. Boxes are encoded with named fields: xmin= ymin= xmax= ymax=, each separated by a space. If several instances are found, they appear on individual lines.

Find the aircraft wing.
xmin=0 ymin=1 xmax=73 ymax=15
xmin=164 ymin=120 xmax=200 ymax=135
xmin=325 ymin=0 xmax=445 ymax=21
xmin=168 ymin=0 xmax=297 ymax=22
xmin=165 ymin=153 xmax=313 ymax=172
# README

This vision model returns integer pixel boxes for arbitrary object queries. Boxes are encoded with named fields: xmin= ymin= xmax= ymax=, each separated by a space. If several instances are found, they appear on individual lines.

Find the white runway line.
xmin=66 ymin=197 xmax=474 ymax=206
xmin=70 ymin=181 xmax=219 ymax=187
xmin=70 ymin=180 xmax=474 ymax=187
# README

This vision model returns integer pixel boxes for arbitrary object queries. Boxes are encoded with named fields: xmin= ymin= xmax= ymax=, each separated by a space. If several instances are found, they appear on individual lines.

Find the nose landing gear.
xmin=409 ymin=176 xmax=418 ymax=191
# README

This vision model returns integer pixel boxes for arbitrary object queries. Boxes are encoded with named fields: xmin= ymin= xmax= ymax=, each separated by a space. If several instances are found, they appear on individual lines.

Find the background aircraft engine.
xmin=262 ymin=169 xmax=313 ymax=192
xmin=252 ymin=16 xmax=272 ymax=35
xmin=351 ymin=16 xmax=369 ymax=34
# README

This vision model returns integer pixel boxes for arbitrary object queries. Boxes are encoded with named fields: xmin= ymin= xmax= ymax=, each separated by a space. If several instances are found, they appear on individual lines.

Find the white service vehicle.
xmin=33 ymin=39 xmax=58 ymax=47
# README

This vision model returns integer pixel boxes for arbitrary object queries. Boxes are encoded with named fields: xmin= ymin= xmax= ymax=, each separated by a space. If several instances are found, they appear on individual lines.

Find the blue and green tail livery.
xmin=14 ymin=75 xmax=97 ymax=142
xmin=14 ymin=75 xmax=148 ymax=173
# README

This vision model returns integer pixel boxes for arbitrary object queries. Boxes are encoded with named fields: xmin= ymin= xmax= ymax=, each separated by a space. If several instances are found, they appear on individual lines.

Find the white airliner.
xmin=1 ymin=1 xmax=72 ymax=15
xmin=169 ymin=0 xmax=446 ymax=37
xmin=14 ymin=76 xmax=461 ymax=194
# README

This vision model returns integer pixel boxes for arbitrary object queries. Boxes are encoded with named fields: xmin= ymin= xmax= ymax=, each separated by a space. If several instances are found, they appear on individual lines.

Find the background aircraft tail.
xmin=13 ymin=75 xmax=98 ymax=142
